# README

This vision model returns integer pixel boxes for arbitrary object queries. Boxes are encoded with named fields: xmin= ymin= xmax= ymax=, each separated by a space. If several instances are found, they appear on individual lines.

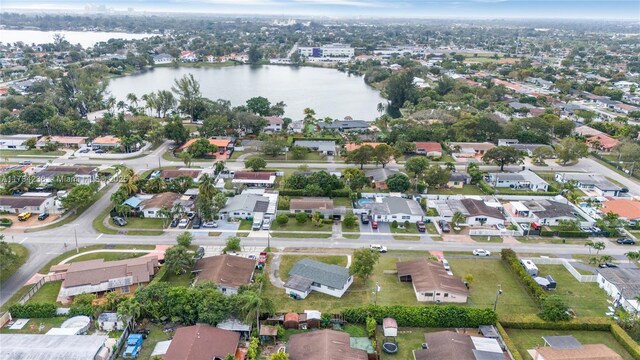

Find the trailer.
xmin=520 ymin=259 xmax=539 ymax=277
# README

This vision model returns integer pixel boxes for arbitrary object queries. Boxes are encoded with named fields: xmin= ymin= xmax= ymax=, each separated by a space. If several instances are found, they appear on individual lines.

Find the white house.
xmin=136 ymin=192 xmax=185 ymax=218
xmin=0 ymin=194 xmax=56 ymax=214
xmin=555 ymin=173 xmax=622 ymax=197
xmin=460 ymin=198 xmax=505 ymax=226
xmin=397 ymin=259 xmax=468 ymax=303
xmin=35 ymin=165 xmax=98 ymax=185
xmin=0 ymin=134 xmax=40 ymax=150
xmin=152 ymin=53 xmax=174 ymax=64
xmin=360 ymin=196 xmax=425 ymax=223
xmin=263 ymin=116 xmax=284 ymax=133
xmin=596 ymin=268 xmax=640 ymax=314
xmin=486 ymin=169 xmax=549 ymax=192
xmin=219 ymin=192 xmax=274 ymax=220
xmin=232 ymin=172 xmax=276 ymax=188
xmin=293 ymin=140 xmax=336 ymax=155
xmin=517 ymin=199 xmax=580 ymax=225
xmin=284 ymin=258 xmax=353 ymax=299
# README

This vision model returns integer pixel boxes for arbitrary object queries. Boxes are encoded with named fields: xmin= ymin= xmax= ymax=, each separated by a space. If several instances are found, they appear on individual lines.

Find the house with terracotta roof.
xmin=192 ymin=254 xmax=256 ymax=295
xmin=55 ymin=256 xmax=159 ymax=303
xmin=397 ymin=258 xmax=468 ymax=303
xmin=449 ymin=142 xmax=495 ymax=162
xmin=36 ymin=136 xmax=88 ymax=149
xmin=601 ymin=199 xmax=640 ymax=223
xmin=177 ymin=137 xmax=234 ymax=154
xmin=586 ymin=134 xmax=620 ymax=152
xmin=344 ymin=142 xmax=383 ymax=152
xmin=414 ymin=142 xmax=443 ymax=157
xmin=162 ymin=324 xmax=240 ymax=360
xmin=287 ymin=329 xmax=368 ymax=360
xmin=232 ymin=172 xmax=276 ymax=188
xmin=91 ymin=136 xmax=121 ymax=148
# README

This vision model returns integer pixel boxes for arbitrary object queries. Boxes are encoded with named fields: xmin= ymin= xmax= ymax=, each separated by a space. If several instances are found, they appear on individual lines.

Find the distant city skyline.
xmin=2 ymin=0 xmax=640 ymax=20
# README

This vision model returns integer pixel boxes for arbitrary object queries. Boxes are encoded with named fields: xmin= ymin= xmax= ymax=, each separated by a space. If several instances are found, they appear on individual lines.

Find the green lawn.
xmin=238 ymin=219 xmax=253 ymax=230
xmin=505 ymin=329 xmax=635 ymax=360
xmin=334 ymin=198 xmax=353 ymax=208
xmin=26 ymin=281 xmax=62 ymax=304
xmin=425 ymin=222 xmax=439 ymax=235
xmin=515 ymin=236 xmax=589 ymax=245
xmin=120 ymin=324 xmax=173 ymax=360
xmin=271 ymin=219 xmax=332 ymax=232
xmin=68 ymin=252 xmax=148 ymax=263
xmin=391 ymin=223 xmax=421 ymax=240
xmin=427 ymin=185 xmax=485 ymax=195
xmin=271 ymin=232 xmax=331 ymax=238
xmin=535 ymin=264 xmax=609 ymax=318
xmin=247 ymin=152 xmax=327 ymax=162
xmin=342 ymin=220 xmax=360 ymax=239
xmin=448 ymin=259 xmax=538 ymax=316
xmin=0 ymin=243 xmax=28 ymax=283
xmin=163 ymin=272 xmax=194 ymax=287
xmin=0 ymin=149 xmax=65 ymax=157
xmin=471 ymin=236 xmax=504 ymax=243
xmin=370 ymin=256 xmax=421 ymax=306
xmin=377 ymin=327 xmax=445 ymax=360
xmin=0 ymin=316 xmax=66 ymax=334
xmin=114 ymin=218 xmax=165 ymax=229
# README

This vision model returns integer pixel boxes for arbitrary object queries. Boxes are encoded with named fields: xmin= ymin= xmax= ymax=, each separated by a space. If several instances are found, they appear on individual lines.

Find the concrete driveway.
xmin=359 ymin=220 xmax=393 ymax=241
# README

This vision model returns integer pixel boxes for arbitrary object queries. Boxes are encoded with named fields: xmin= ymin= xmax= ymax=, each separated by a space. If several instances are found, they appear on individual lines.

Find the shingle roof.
xmin=140 ymin=192 xmax=182 ymax=210
xmin=535 ymin=344 xmax=622 ymax=360
xmin=287 ymin=258 xmax=350 ymax=290
xmin=290 ymin=197 xmax=334 ymax=211
xmin=36 ymin=166 xmax=96 ymax=177
xmin=193 ymin=254 xmax=256 ymax=289
xmin=413 ymin=331 xmax=476 ymax=360
xmin=522 ymin=199 xmax=576 ymax=219
xmin=362 ymin=197 xmax=424 ymax=216
xmin=159 ymin=169 xmax=201 ymax=179
xmin=288 ymin=329 xmax=368 ymax=360
xmin=61 ymin=256 xmax=158 ymax=288
xmin=317 ymin=120 xmax=369 ymax=130
xmin=163 ymin=324 xmax=239 ymax=360
xmin=233 ymin=172 xmax=275 ymax=181
xmin=0 ymin=195 xmax=49 ymax=208
xmin=596 ymin=268 xmax=640 ymax=299
xmin=460 ymin=199 xmax=505 ymax=220
xmin=543 ymin=336 xmax=582 ymax=349
xmin=396 ymin=259 xmax=468 ymax=296
xmin=221 ymin=193 xmax=270 ymax=213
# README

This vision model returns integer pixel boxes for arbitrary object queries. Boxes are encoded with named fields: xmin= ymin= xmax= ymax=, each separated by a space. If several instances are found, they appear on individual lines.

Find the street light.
xmin=373 ymin=281 xmax=381 ymax=306
xmin=493 ymin=285 xmax=502 ymax=311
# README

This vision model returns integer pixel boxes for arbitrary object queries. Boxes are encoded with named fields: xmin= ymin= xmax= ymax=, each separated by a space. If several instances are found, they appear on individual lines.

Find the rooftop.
xmin=139 ymin=192 xmax=182 ymax=210
xmin=556 ymin=173 xmax=621 ymax=191
xmin=287 ymin=329 xmax=368 ymax=360
xmin=596 ymin=268 xmax=640 ymax=299
xmin=535 ymin=344 xmax=622 ymax=360
xmin=460 ymin=199 xmax=505 ymax=220
xmin=396 ymin=258 xmax=468 ymax=295
xmin=601 ymin=199 xmax=640 ymax=220
xmin=0 ymin=195 xmax=50 ymax=208
xmin=361 ymin=196 xmax=425 ymax=216
xmin=286 ymin=258 xmax=350 ymax=291
xmin=222 ymin=193 xmax=270 ymax=213
xmin=0 ymin=334 xmax=107 ymax=360
xmin=522 ymin=199 xmax=576 ymax=219
xmin=290 ymin=197 xmax=334 ymax=211
xmin=61 ymin=256 xmax=158 ymax=289
xmin=163 ymin=324 xmax=240 ymax=360
xmin=294 ymin=140 xmax=336 ymax=152
xmin=193 ymin=254 xmax=256 ymax=289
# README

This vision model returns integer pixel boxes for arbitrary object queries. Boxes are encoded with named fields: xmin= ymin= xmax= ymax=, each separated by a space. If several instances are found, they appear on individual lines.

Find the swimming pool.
xmin=357 ymin=198 xmax=374 ymax=207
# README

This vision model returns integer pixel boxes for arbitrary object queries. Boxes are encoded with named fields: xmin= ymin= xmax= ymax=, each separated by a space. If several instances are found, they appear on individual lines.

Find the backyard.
xmin=68 ymin=252 xmax=148 ymax=263
xmin=426 ymin=185 xmax=485 ymax=195
xmin=26 ymin=281 xmax=62 ymax=304
xmin=448 ymin=259 xmax=538 ymax=316
xmin=505 ymin=329 xmax=635 ymax=360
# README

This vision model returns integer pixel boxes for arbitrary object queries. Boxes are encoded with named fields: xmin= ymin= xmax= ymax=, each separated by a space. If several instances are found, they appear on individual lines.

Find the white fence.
xmin=469 ymin=229 xmax=519 ymax=236
xmin=530 ymin=257 xmax=598 ymax=283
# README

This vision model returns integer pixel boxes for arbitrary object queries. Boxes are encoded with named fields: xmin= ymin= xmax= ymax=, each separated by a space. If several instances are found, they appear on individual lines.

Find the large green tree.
xmin=164 ymin=245 xmax=194 ymax=275
xmin=188 ymin=138 xmax=218 ymax=158
xmin=482 ymin=146 xmax=525 ymax=171
xmin=172 ymin=74 xmax=202 ymax=121
xmin=386 ymin=173 xmax=410 ymax=192
xmin=350 ymin=248 xmax=381 ymax=281
xmin=556 ymin=137 xmax=588 ymax=165
xmin=246 ymin=96 xmax=271 ymax=116
xmin=346 ymin=145 xmax=374 ymax=170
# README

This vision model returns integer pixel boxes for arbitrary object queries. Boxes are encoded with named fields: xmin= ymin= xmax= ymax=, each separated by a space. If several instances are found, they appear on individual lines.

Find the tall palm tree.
xmin=238 ymin=290 xmax=274 ymax=335
xmin=198 ymin=173 xmax=215 ymax=199
xmin=126 ymin=93 xmax=139 ymax=108
xmin=452 ymin=211 xmax=466 ymax=226
xmin=117 ymin=297 xmax=141 ymax=326
xmin=123 ymin=168 xmax=140 ymax=195
xmin=157 ymin=208 xmax=173 ymax=228
xmin=625 ymin=251 xmax=640 ymax=262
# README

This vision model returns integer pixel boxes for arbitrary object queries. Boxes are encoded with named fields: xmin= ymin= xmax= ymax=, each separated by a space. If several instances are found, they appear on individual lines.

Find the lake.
xmin=0 ymin=29 xmax=152 ymax=48
xmin=107 ymin=65 xmax=385 ymax=121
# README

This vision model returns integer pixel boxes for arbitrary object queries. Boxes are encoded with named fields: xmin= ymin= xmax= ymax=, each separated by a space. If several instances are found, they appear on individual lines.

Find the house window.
xmin=402 ymin=216 xmax=410 ymax=220
xmin=444 ymin=293 xmax=449 ymax=297
xmin=312 ymin=282 xmax=320 ymax=287
xmin=121 ymin=285 xmax=130 ymax=294
xmin=392 ymin=216 xmax=397 ymax=219
xmin=453 ymin=182 xmax=459 ymax=185
xmin=221 ymin=288 xmax=226 ymax=293
xmin=425 ymin=292 xmax=433 ymax=297
xmin=475 ymin=217 xmax=487 ymax=222
xmin=234 ymin=212 xmax=240 ymax=216
xmin=148 ymin=211 xmax=154 ymax=215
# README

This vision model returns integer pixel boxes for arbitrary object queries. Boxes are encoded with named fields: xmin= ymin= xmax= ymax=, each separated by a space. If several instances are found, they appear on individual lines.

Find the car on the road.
xmin=370 ymin=244 xmax=387 ymax=253
xmin=78 ymin=148 xmax=90 ymax=153
xmin=94 ymin=149 xmax=105 ymax=154
xmin=203 ymin=221 xmax=218 ymax=228
xmin=195 ymin=246 xmax=205 ymax=259
xmin=371 ymin=220 xmax=378 ymax=230
xmin=178 ymin=219 xmax=189 ymax=229
xmin=170 ymin=218 xmax=179 ymax=228
xmin=598 ymin=262 xmax=619 ymax=268
xmin=192 ymin=216 xmax=202 ymax=229
xmin=617 ymin=237 xmax=636 ymax=245
xmin=37 ymin=213 xmax=49 ymax=221
xmin=416 ymin=221 xmax=426 ymax=232
xmin=262 ymin=218 xmax=271 ymax=230
xmin=19 ymin=160 xmax=32 ymax=165
xmin=113 ymin=216 xmax=127 ymax=226
xmin=496 ymin=223 xmax=505 ymax=231
xmin=473 ymin=249 xmax=491 ymax=256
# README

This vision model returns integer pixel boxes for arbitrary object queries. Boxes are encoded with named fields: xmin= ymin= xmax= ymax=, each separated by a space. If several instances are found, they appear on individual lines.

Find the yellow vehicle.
xmin=17 ymin=212 xmax=32 ymax=221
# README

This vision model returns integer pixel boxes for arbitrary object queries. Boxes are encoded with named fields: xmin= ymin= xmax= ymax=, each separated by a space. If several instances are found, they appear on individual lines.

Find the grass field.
xmin=535 ymin=264 xmax=609 ymax=317
xmin=390 ymin=223 xmax=421 ymax=241
xmin=0 ymin=149 xmax=65 ymax=157
xmin=163 ymin=272 xmax=194 ymax=287
xmin=246 ymin=152 xmax=327 ymax=162
xmin=271 ymin=232 xmax=331 ymax=238
xmin=342 ymin=220 xmax=360 ymax=239
xmin=0 ymin=316 xmax=66 ymax=334
xmin=377 ymin=327 xmax=446 ymax=360
xmin=0 ymin=243 xmax=28 ymax=283
xmin=26 ymin=281 xmax=62 ymax=304
xmin=471 ymin=236 xmax=504 ymax=243
xmin=506 ymin=329 xmax=635 ymax=360
xmin=114 ymin=218 xmax=165 ymax=229
xmin=68 ymin=252 xmax=148 ymax=263
xmin=334 ymin=198 xmax=353 ymax=208
xmin=271 ymin=219 xmax=332 ymax=232
xmin=369 ymin=256 xmax=421 ymax=306
xmin=448 ymin=259 xmax=538 ymax=316
xmin=426 ymin=185 xmax=485 ymax=195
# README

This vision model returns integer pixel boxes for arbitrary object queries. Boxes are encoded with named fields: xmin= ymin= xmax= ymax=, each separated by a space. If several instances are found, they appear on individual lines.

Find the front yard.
xmin=390 ymin=223 xmax=421 ymax=241
xmin=426 ymin=185 xmax=485 ymax=195
xmin=109 ymin=217 xmax=165 ymax=229
xmin=270 ymin=219 xmax=332 ymax=232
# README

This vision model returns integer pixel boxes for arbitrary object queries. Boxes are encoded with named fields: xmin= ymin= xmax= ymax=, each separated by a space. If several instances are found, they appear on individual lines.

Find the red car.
xmin=371 ymin=221 xmax=378 ymax=229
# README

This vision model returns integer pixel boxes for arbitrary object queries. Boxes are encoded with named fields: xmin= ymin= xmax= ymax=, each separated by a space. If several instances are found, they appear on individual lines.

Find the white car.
xmin=262 ymin=218 xmax=272 ymax=230
xmin=370 ymin=244 xmax=387 ymax=253
xmin=520 ymin=223 xmax=530 ymax=231
xmin=473 ymin=249 xmax=491 ymax=256
xmin=496 ymin=223 xmax=505 ymax=231
xmin=203 ymin=221 xmax=218 ymax=228
xmin=178 ymin=219 xmax=189 ymax=229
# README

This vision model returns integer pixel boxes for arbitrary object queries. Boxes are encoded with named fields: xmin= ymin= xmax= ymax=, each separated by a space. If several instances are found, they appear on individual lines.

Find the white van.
xmin=442 ymin=259 xmax=450 ymax=271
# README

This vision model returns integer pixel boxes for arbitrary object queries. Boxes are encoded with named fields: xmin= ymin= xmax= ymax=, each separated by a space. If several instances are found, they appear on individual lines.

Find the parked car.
xmin=192 ymin=216 xmax=202 ymax=229
xmin=617 ymin=237 xmax=636 ymax=245
xmin=599 ymin=262 xmax=619 ymax=268
xmin=187 ymin=212 xmax=196 ymax=220
xmin=37 ymin=213 xmax=49 ymax=221
xmin=438 ymin=220 xmax=450 ymax=233
xmin=94 ymin=149 xmax=105 ymax=154
xmin=195 ymin=247 xmax=205 ymax=259
xmin=416 ymin=221 xmax=426 ymax=232
xmin=203 ymin=221 xmax=218 ymax=228
xmin=370 ymin=244 xmax=387 ymax=253
xmin=496 ymin=223 xmax=505 ymax=231
xmin=262 ymin=218 xmax=272 ymax=230
xmin=361 ymin=213 xmax=369 ymax=224
xmin=17 ymin=212 xmax=32 ymax=221
xmin=620 ymin=187 xmax=629 ymax=193
xmin=113 ymin=216 xmax=127 ymax=226
xmin=219 ymin=148 xmax=225 ymax=155
xmin=371 ymin=220 xmax=378 ymax=230
xmin=580 ymin=226 xmax=592 ymax=233
xmin=170 ymin=218 xmax=179 ymax=228
xmin=78 ymin=148 xmax=90 ymax=153
xmin=178 ymin=219 xmax=189 ymax=229
xmin=520 ymin=223 xmax=530 ymax=231
xmin=473 ymin=249 xmax=491 ymax=256
xmin=442 ymin=259 xmax=450 ymax=271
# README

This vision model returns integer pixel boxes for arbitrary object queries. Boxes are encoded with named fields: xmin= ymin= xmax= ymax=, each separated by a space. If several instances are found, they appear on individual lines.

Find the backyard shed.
xmin=259 ymin=325 xmax=278 ymax=344
xmin=383 ymin=318 xmax=398 ymax=337
xmin=304 ymin=310 xmax=322 ymax=329
xmin=97 ymin=312 xmax=124 ymax=331
xmin=284 ymin=313 xmax=299 ymax=329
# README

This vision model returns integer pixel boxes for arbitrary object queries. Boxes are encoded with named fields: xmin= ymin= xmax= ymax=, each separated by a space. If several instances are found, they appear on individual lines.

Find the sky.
xmin=2 ymin=0 xmax=640 ymax=20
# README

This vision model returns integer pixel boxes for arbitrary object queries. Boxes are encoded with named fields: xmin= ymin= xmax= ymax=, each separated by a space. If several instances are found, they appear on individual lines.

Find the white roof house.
xmin=361 ymin=196 xmax=424 ymax=223
xmin=486 ymin=169 xmax=549 ymax=192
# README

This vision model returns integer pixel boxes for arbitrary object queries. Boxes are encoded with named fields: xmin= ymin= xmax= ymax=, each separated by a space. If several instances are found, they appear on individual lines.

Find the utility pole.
xmin=493 ymin=284 xmax=502 ymax=311
xmin=74 ymin=228 xmax=79 ymax=253
xmin=373 ymin=281 xmax=381 ymax=306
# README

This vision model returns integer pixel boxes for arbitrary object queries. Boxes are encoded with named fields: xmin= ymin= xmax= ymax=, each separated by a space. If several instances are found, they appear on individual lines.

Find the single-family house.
xmin=596 ymin=268 xmax=640 ymax=314
xmin=219 ymin=192 xmax=272 ymax=219
xmin=574 ymin=125 xmax=604 ymax=138
xmin=413 ymin=331 xmax=504 ymax=360
xmin=601 ymin=199 xmax=640 ymax=223
xmin=0 ymin=194 xmax=55 ymax=214
xmin=162 ymin=324 xmax=240 ymax=360
xmin=263 ymin=116 xmax=284 ymax=132
xmin=360 ymin=196 xmax=425 ymax=223
xmin=448 ymin=142 xmax=495 ymax=161
xmin=447 ymin=173 xmax=471 ymax=189
xmin=152 ymin=53 xmax=174 ymax=64
xmin=55 ymin=256 xmax=159 ymax=303
xmin=284 ymin=258 xmax=353 ymax=299
xmin=193 ymin=254 xmax=256 ymax=295
xmin=397 ymin=258 xmax=468 ymax=303
xmin=179 ymin=51 xmax=197 ymax=62
xmin=288 ymin=120 xmax=305 ymax=134
xmin=586 ymin=134 xmax=620 ymax=152
xmin=555 ymin=173 xmax=622 ymax=197
xmin=287 ymin=329 xmax=368 ymax=360
xmin=91 ymin=136 xmax=121 ymax=148
xmin=154 ymin=169 xmax=202 ymax=183
xmin=232 ymin=172 xmax=276 ymax=188
xmin=177 ymin=138 xmax=233 ymax=154
xmin=365 ymin=168 xmax=399 ymax=189
xmin=531 ymin=335 xmax=622 ymax=360
xmin=486 ymin=169 xmax=549 ymax=191
xmin=414 ymin=142 xmax=443 ymax=157
xmin=498 ymin=139 xmax=520 ymax=146
xmin=344 ymin=142 xmax=383 ymax=152
xmin=36 ymin=136 xmax=88 ymax=149
xmin=35 ymin=165 xmax=98 ymax=185
xmin=317 ymin=120 xmax=370 ymax=132
xmin=614 ymin=102 xmax=638 ymax=115
xmin=0 ymin=134 xmax=40 ymax=150
xmin=294 ymin=140 xmax=336 ymax=155
xmin=460 ymin=198 xmax=505 ymax=226
xmin=289 ymin=197 xmax=344 ymax=219
xmin=138 ymin=192 xmax=183 ymax=218
xmin=518 ymin=199 xmax=579 ymax=225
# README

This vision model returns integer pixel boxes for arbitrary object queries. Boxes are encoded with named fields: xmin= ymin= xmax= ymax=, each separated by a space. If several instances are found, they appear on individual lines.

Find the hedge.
xmin=478 ymin=181 xmax=495 ymax=195
xmin=499 ymin=314 xmax=612 ymax=331
xmin=149 ymin=265 xmax=169 ymax=285
xmin=501 ymin=249 xmax=546 ymax=305
xmin=611 ymin=323 xmax=640 ymax=360
xmin=330 ymin=189 xmax=352 ymax=198
xmin=342 ymin=305 xmax=497 ymax=329
xmin=278 ymin=189 xmax=305 ymax=197
xmin=9 ymin=302 xmax=57 ymax=318
xmin=496 ymin=322 xmax=524 ymax=360
xmin=557 ymin=231 xmax=589 ymax=238
xmin=0 ymin=218 xmax=12 ymax=227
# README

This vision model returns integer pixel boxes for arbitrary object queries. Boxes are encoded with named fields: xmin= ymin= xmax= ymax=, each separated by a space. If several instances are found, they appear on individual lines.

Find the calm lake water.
xmin=0 ymin=29 xmax=152 ymax=48
xmin=107 ymin=65 xmax=385 ymax=120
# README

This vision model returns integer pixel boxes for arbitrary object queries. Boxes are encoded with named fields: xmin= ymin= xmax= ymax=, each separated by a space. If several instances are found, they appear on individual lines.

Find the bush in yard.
xmin=501 ymin=249 xmax=546 ymax=305
xmin=69 ymin=293 xmax=97 ymax=317
xmin=366 ymin=317 xmax=376 ymax=338
xmin=391 ymin=220 xmax=398 ymax=229
xmin=342 ymin=305 xmax=496 ymax=328
xmin=223 ymin=236 xmax=241 ymax=253
xmin=276 ymin=214 xmax=289 ymax=226
xmin=176 ymin=232 xmax=194 ymax=247
xmin=499 ymin=314 xmax=612 ymax=331
xmin=538 ymin=295 xmax=571 ymax=322
xmin=343 ymin=212 xmax=357 ymax=228
xmin=8 ymin=302 xmax=57 ymax=318
xmin=295 ymin=212 xmax=308 ymax=224
xmin=496 ymin=322 xmax=524 ymax=360
xmin=611 ymin=323 xmax=640 ymax=359
xmin=404 ymin=220 xmax=410 ymax=229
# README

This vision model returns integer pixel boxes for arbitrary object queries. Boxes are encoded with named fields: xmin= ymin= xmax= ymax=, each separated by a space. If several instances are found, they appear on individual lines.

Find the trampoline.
xmin=382 ymin=342 xmax=398 ymax=354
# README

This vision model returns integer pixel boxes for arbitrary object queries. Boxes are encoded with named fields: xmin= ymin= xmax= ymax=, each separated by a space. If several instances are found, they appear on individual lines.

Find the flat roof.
xmin=0 ymin=334 xmax=107 ymax=360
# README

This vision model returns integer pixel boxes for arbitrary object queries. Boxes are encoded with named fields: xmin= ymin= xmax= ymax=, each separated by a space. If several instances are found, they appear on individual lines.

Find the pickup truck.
xmin=122 ymin=334 xmax=144 ymax=358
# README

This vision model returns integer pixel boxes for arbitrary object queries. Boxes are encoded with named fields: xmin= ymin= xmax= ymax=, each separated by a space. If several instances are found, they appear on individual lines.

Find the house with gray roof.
xmin=486 ymin=169 xmax=549 ymax=192
xmin=317 ymin=120 xmax=370 ymax=132
xmin=360 ymin=196 xmax=424 ymax=223
xmin=520 ymin=199 xmax=580 ymax=225
xmin=219 ymin=193 xmax=273 ymax=219
xmin=596 ymin=267 xmax=640 ymax=314
xmin=284 ymin=258 xmax=353 ymax=299
xmin=293 ymin=140 xmax=336 ymax=155
xmin=555 ymin=172 xmax=622 ymax=197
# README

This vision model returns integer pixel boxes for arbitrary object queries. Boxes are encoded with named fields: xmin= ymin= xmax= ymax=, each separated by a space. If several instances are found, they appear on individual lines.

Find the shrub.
xmin=611 ymin=323 xmax=640 ymax=359
xmin=342 ymin=305 xmax=496 ymax=328
xmin=343 ymin=212 xmax=357 ymax=228
xmin=501 ymin=249 xmax=546 ymax=305
xmin=557 ymin=231 xmax=589 ymax=238
xmin=278 ymin=189 xmax=305 ymax=197
xmin=295 ymin=212 xmax=308 ymax=224
xmin=366 ymin=317 xmax=376 ymax=338
xmin=330 ymin=189 xmax=351 ymax=198
xmin=538 ymin=295 xmax=570 ymax=322
xmin=478 ymin=181 xmax=495 ymax=195
xmin=0 ymin=218 xmax=12 ymax=227
xmin=391 ymin=220 xmax=398 ymax=229
xmin=496 ymin=322 xmax=524 ymax=360
xmin=9 ymin=302 xmax=57 ymax=318
xmin=276 ymin=214 xmax=289 ymax=226
xmin=499 ymin=314 xmax=612 ymax=330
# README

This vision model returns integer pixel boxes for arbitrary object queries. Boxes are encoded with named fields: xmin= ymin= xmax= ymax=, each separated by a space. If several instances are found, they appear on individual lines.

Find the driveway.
xmin=359 ymin=221 xmax=393 ymax=241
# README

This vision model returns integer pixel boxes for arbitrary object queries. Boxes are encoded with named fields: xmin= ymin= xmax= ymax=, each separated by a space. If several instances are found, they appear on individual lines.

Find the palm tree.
xmin=198 ymin=173 xmax=215 ymax=199
xmin=585 ymin=240 xmax=595 ymax=254
xmin=115 ymin=204 xmax=132 ymax=219
xmin=625 ymin=251 xmax=640 ymax=262
xmin=157 ymin=208 xmax=172 ymax=228
xmin=144 ymin=177 xmax=166 ymax=194
xmin=452 ymin=211 xmax=466 ymax=226
xmin=376 ymin=102 xmax=385 ymax=114
xmin=126 ymin=93 xmax=139 ymax=109
xmin=117 ymin=297 xmax=141 ymax=327
xmin=593 ymin=241 xmax=606 ymax=254
xmin=123 ymin=168 xmax=140 ymax=195
xmin=171 ymin=203 xmax=185 ymax=219
xmin=238 ymin=290 xmax=274 ymax=335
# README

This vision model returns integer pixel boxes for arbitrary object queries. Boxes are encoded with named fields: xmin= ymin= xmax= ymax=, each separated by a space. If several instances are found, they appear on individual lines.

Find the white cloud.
xmin=292 ymin=0 xmax=392 ymax=7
